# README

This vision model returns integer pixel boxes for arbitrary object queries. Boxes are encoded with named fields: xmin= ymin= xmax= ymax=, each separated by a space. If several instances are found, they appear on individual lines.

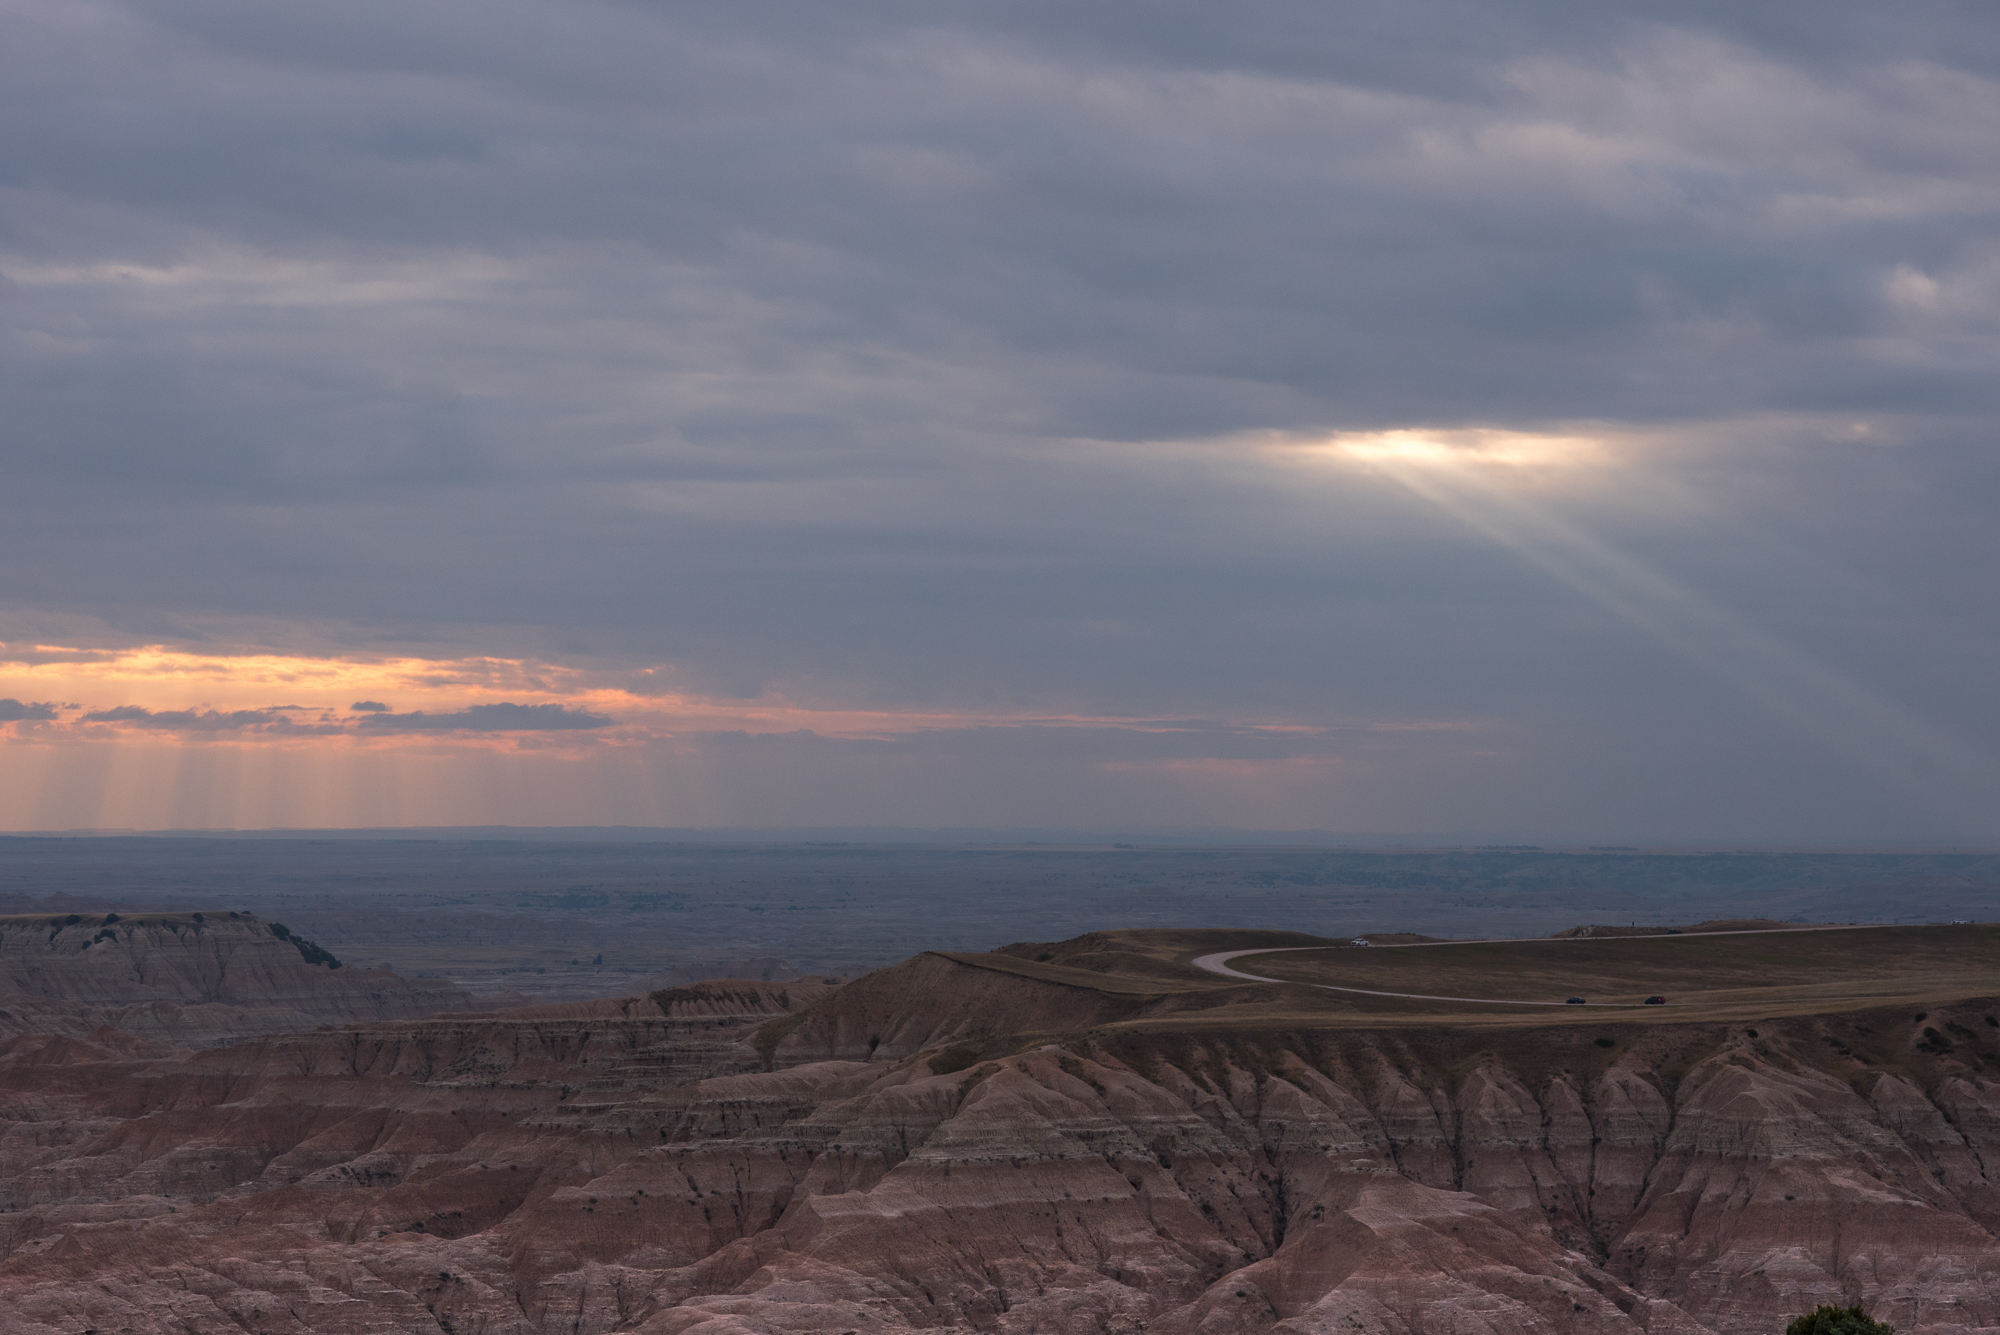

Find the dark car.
xmin=1565 ymin=996 xmax=1586 ymax=1005
xmin=1645 ymin=995 xmax=1667 ymax=1005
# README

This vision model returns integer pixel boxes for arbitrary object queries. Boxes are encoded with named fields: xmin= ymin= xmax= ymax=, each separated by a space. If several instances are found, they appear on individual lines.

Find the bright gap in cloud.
xmin=1307 ymin=427 xmax=1612 ymax=472
xmin=1270 ymin=424 xmax=2000 ymax=826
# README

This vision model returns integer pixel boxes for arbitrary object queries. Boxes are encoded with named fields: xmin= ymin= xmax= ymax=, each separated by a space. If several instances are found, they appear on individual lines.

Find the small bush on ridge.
xmin=1786 ymin=1305 xmax=1893 ymax=1335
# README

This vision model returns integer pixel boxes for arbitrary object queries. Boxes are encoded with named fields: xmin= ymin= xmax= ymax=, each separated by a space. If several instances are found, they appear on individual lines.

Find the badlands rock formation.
xmin=0 ymin=911 xmax=475 ymax=1044
xmin=3 ymin=933 xmax=2000 ymax=1335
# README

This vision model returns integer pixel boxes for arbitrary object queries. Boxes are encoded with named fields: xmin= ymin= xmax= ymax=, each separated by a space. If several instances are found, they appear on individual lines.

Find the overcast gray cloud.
xmin=2 ymin=0 xmax=1998 ymax=838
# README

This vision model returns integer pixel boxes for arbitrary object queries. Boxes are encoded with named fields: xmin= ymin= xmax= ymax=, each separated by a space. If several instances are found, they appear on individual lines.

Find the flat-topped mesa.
xmin=0 ymin=910 xmax=475 ymax=1045
xmin=757 ymin=922 xmax=2000 ymax=1066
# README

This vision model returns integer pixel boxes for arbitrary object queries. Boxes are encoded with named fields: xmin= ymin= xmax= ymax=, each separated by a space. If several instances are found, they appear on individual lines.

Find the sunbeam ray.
xmin=1340 ymin=438 xmax=2000 ymax=827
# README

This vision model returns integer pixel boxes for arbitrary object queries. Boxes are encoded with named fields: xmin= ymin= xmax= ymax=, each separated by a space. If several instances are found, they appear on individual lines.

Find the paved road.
xmin=1189 ymin=925 xmax=1891 ymax=1009
xmin=1189 ymin=948 xmax=1648 ymax=1006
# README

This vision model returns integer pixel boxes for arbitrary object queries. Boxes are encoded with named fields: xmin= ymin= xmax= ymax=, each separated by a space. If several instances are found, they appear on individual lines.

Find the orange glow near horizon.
xmin=0 ymin=644 xmax=594 ymax=710
xmin=0 ymin=640 xmax=1495 ymax=829
xmin=0 ymin=641 xmax=1471 ymax=748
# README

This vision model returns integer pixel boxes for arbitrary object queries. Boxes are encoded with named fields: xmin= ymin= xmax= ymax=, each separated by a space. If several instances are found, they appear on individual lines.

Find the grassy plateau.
xmin=987 ymin=922 xmax=2000 ymax=1032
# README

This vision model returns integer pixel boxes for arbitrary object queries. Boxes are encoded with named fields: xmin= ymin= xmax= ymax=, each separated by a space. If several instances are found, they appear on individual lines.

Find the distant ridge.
xmin=0 ymin=910 xmax=476 ymax=1045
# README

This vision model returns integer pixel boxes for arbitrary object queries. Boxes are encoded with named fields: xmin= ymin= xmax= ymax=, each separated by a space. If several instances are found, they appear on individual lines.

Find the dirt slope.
xmin=5 ymin=928 xmax=2000 ymax=1335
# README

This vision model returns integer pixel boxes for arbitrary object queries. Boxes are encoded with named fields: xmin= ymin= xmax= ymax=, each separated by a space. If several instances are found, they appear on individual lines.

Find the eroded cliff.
xmin=4 ymin=934 xmax=2000 ymax=1335
xmin=0 ymin=911 xmax=476 ymax=1044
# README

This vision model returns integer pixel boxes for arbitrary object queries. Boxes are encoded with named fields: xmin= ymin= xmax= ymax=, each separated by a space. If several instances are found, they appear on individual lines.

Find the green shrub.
xmin=268 ymin=921 xmax=343 ymax=970
xmin=1786 ymin=1306 xmax=1893 ymax=1335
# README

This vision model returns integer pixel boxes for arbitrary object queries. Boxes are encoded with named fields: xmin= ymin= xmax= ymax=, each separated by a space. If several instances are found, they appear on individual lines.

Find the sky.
xmin=3 ymin=0 xmax=1998 ymax=840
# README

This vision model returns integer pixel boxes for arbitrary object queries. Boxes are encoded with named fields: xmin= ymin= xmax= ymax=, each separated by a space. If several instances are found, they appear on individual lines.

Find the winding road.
xmin=1189 ymin=946 xmax=1647 ymax=1007
xmin=1189 ymin=924 xmax=1938 ymax=1010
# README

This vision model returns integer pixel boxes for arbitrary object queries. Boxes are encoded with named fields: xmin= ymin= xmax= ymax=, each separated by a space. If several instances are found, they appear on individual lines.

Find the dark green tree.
xmin=268 ymin=921 xmax=343 ymax=969
xmin=1787 ymin=1306 xmax=1893 ymax=1335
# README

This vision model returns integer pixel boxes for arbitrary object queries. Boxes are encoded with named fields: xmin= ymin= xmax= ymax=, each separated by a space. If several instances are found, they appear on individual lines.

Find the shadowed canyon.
xmin=6 ymin=919 xmax=2000 ymax=1335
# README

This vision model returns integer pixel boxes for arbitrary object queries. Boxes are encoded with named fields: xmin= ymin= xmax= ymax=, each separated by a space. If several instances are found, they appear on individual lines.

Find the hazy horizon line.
xmin=3 ymin=825 xmax=1997 ymax=854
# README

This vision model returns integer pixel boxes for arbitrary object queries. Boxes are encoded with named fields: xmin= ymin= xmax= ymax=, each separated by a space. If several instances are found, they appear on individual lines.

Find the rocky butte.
xmin=0 ymin=911 xmax=476 ymax=1045
xmin=2 ymin=920 xmax=1999 ymax=1335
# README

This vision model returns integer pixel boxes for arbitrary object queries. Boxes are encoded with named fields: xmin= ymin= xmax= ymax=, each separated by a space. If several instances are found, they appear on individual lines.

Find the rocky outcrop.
xmin=6 ymin=946 xmax=2000 ymax=1335
xmin=758 ymin=951 xmax=1248 ymax=1062
xmin=0 ymin=911 xmax=475 ymax=1045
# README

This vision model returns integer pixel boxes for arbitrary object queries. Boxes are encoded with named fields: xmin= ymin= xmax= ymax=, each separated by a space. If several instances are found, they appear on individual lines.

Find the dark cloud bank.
xmin=354 ymin=703 xmax=613 ymax=734
xmin=3 ymin=0 xmax=1999 ymax=838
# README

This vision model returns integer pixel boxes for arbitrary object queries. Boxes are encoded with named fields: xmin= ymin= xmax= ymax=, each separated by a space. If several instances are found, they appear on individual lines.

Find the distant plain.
xmin=2 ymin=835 xmax=1996 ymax=1001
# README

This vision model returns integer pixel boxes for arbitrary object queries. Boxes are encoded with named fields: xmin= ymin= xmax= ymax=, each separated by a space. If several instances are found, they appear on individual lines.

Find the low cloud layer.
xmin=77 ymin=705 xmax=335 ymax=734
xmin=354 ymin=703 xmax=613 ymax=734
xmin=2 ymin=1 xmax=1998 ymax=838
xmin=47 ymin=698 xmax=615 ymax=737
